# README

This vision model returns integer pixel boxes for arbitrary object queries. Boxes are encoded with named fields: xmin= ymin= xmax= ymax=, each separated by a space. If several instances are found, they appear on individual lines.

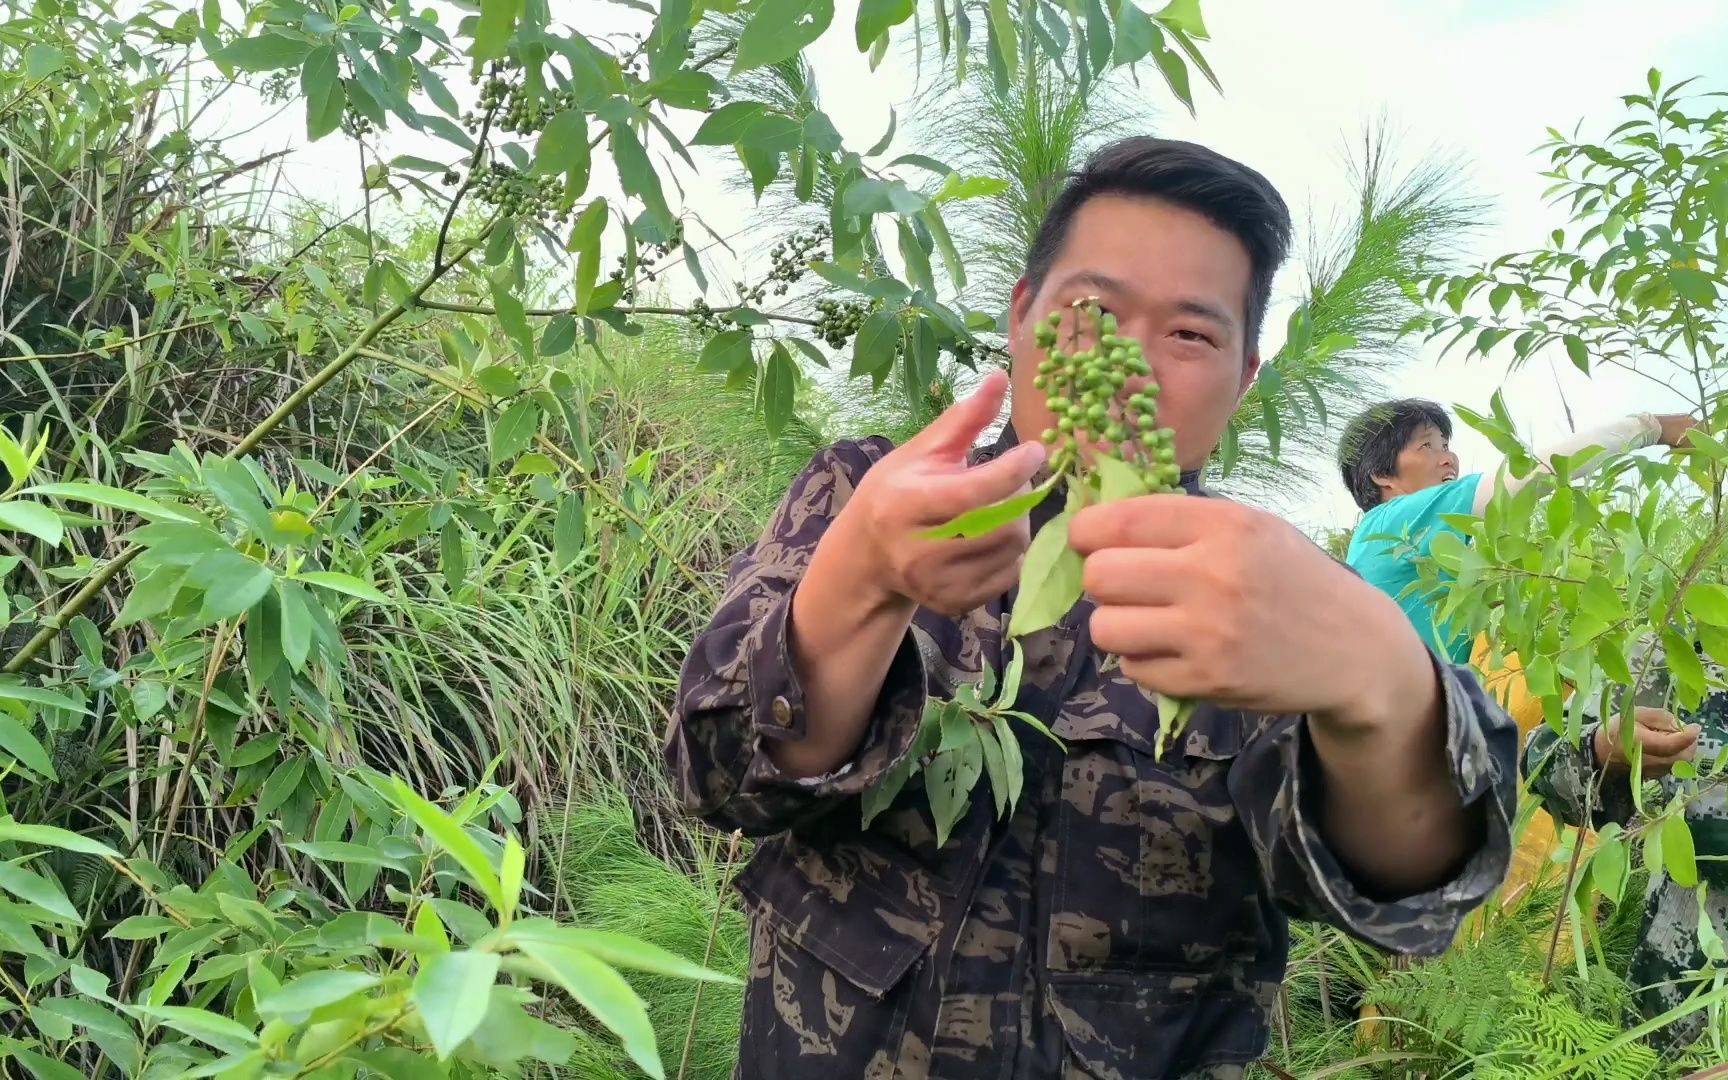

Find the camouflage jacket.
xmin=668 ymin=429 xmax=1517 ymax=1079
xmin=1524 ymin=637 xmax=1728 ymax=1054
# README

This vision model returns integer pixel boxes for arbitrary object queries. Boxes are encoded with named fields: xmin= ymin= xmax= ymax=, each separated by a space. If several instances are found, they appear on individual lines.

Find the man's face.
xmin=1377 ymin=422 xmax=1458 ymax=501
xmin=1007 ymin=194 xmax=1259 ymax=472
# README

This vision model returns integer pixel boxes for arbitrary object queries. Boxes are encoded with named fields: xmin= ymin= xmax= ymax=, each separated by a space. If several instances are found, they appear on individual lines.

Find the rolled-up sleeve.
xmin=664 ymin=437 xmax=928 ymax=837
xmin=1229 ymin=652 xmax=1517 ymax=956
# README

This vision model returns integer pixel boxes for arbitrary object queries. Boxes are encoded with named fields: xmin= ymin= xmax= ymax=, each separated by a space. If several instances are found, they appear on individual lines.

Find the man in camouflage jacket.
xmin=667 ymin=138 xmax=1518 ymax=1078
xmin=1524 ymin=636 xmax=1721 ymax=1054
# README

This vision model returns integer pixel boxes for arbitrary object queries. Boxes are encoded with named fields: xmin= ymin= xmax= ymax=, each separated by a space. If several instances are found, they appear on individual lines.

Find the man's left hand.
xmin=1068 ymin=494 xmax=1436 ymax=730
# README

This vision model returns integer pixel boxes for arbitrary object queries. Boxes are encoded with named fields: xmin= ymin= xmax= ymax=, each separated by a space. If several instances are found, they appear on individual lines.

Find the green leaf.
xmin=301 ymin=47 xmax=343 ymax=140
xmin=918 ymin=477 xmax=1054 ymax=540
xmin=607 ymin=116 xmax=673 ymax=233
xmin=697 ymin=330 xmax=754 ymax=373
xmin=189 ymin=549 xmax=273 ymax=623
xmin=0 ymin=682 xmax=84 ymax=713
xmin=472 ymin=0 xmax=520 ymax=60
xmin=921 ymin=206 xmax=966 ymax=292
xmin=1093 ymin=456 xmax=1150 ymax=502
xmin=1592 ymin=828 xmax=1627 ymax=905
xmin=109 ymin=915 xmax=180 ymax=940
xmin=925 ymin=731 xmax=984 ymax=848
xmin=295 ymin=571 xmax=390 ymax=604
xmin=761 ymin=342 xmax=797 ymax=438
xmin=278 ymin=581 xmax=313 ymax=672
xmin=254 ymin=755 xmax=307 ymax=818
xmin=218 ymin=30 xmax=313 ymax=71
xmin=22 ymin=43 xmax=64 ymax=77
xmin=1579 ymin=575 xmax=1625 ymax=625
xmin=0 ymin=817 xmax=118 ymax=858
xmin=23 ymin=483 xmax=194 ymax=523
xmin=0 ymin=501 xmax=62 ymax=546
xmin=284 ymin=841 xmax=408 ymax=872
xmin=542 ymin=314 xmax=579 ymax=357
xmin=1684 ymin=584 xmax=1728 ymax=627
xmin=855 ymin=0 xmax=913 ymax=49
xmin=0 ymin=860 xmax=79 ymax=923
xmin=138 ymin=1005 xmax=257 ymax=1053
xmin=691 ymin=102 xmax=768 ymax=145
xmin=1663 ymin=627 xmax=1708 ymax=709
xmin=1153 ymin=0 xmax=1206 ymax=36
xmin=1563 ymin=334 xmax=1590 ymax=373
xmin=491 ymin=399 xmax=541 ymax=465
xmin=256 ymin=969 xmax=380 ymax=1018
xmin=387 ymin=777 xmax=504 ymax=910
xmin=554 ymin=494 xmax=587 ymax=568
xmin=510 ymin=922 xmax=738 ymax=982
xmin=442 ymin=519 xmax=468 ymax=592
xmin=534 ymin=111 xmax=592 ymax=200
xmin=733 ymin=0 xmax=835 ymax=74
xmin=476 ymin=366 xmax=520 ymax=398
xmin=897 ymin=219 xmax=934 ymax=296
xmin=977 ymin=719 xmax=1010 ymax=818
xmin=500 ymin=835 xmax=525 ymax=916
xmin=1672 ymin=267 xmax=1717 ymax=306
xmin=414 ymin=951 xmax=501 ymax=1059
xmin=0 ymin=714 xmax=55 ymax=780
xmin=1113 ymin=0 xmax=1159 ymax=65
xmin=568 ymin=199 xmax=609 ymax=316
xmin=491 ymin=277 xmax=537 ymax=362
xmin=1009 ymin=511 xmax=1083 ymax=638
xmin=989 ymin=713 xmax=1025 ymax=809
xmin=516 ymin=939 xmax=665 ymax=1079
xmin=1663 ymin=813 xmax=1698 ymax=888
xmin=851 ymin=310 xmax=900 ymax=378
xmin=12 ymin=1049 xmax=85 ymax=1080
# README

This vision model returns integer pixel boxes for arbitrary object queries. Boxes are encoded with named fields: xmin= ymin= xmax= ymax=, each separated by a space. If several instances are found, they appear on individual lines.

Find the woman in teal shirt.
xmin=1335 ymin=399 xmax=1693 ymax=663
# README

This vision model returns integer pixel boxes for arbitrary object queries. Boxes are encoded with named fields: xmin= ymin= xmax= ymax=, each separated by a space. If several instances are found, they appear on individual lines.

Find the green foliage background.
xmin=0 ymin=0 xmax=1722 ymax=1077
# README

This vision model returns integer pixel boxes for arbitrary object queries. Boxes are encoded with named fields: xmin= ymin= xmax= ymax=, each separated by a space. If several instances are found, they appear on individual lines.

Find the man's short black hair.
xmin=1337 ymin=398 xmax=1453 ymax=511
xmin=1023 ymin=136 xmax=1293 ymax=351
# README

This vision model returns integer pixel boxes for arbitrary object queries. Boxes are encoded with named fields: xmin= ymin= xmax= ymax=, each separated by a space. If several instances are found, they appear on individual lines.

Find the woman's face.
xmin=1378 ymin=422 xmax=1459 ymax=500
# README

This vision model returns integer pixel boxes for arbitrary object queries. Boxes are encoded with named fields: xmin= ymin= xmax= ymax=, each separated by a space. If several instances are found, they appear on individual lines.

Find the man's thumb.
xmin=910 ymin=369 xmax=1010 ymax=456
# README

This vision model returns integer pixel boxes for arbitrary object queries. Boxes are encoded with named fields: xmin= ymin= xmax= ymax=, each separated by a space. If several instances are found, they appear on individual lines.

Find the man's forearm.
xmin=771 ymin=515 xmax=917 ymax=779
xmin=1312 ymin=614 xmax=1478 ymax=896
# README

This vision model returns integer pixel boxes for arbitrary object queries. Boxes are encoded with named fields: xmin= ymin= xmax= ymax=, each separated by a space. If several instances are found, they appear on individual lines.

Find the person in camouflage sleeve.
xmin=1523 ymin=636 xmax=1721 ymax=1054
xmin=667 ymin=138 xmax=1518 ymax=1079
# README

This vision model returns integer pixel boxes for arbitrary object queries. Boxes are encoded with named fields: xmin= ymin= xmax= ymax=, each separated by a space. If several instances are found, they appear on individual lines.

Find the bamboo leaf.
xmin=0 ymin=502 xmax=62 ymax=546
xmin=0 ymin=817 xmax=118 ymax=858
xmin=386 ymin=777 xmax=504 ymax=910
xmin=1663 ymin=813 xmax=1698 ymax=888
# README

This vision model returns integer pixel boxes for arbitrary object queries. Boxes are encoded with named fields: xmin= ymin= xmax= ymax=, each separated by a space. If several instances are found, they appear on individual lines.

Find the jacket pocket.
xmin=1047 ymin=692 xmax=1274 ymax=977
xmin=1047 ymin=971 xmax=1272 ymax=1079
xmin=732 ymin=838 xmax=941 ymax=1077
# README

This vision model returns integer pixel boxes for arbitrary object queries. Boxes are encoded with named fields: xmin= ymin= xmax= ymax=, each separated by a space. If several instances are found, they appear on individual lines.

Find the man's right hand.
xmin=835 ymin=369 xmax=1048 ymax=617
xmin=1592 ymin=705 xmax=1700 ymax=775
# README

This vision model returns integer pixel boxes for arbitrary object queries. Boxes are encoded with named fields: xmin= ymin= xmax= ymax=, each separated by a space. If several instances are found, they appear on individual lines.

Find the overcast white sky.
xmin=210 ymin=0 xmax=1728 ymax=534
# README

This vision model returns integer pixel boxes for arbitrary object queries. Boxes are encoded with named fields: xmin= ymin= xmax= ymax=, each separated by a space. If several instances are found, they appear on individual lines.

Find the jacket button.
xmin=771 ymin=696 xmax=794 ymax=727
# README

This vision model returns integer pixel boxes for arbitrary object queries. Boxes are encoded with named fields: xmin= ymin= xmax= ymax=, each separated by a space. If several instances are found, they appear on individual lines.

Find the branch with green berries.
xmin=861 ymin=299 xmax=1200 ymax=845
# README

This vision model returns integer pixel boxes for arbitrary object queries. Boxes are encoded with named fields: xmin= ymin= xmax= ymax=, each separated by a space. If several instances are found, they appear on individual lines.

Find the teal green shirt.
xmin=1344 ymin=475 xmax=1482 ymax=664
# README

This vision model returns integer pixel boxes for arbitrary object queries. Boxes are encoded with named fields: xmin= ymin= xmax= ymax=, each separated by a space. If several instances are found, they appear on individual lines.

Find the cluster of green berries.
xmin=612 ymin=221 xmax=685 ymax=301
xmin=764 ymin=226 xmax=829 ymax=297
xmin=813 ymin=298 xmax=869 ymax=348
xmin=341 ymin=109 xmax=376 ymax=139
xmin=474 ymin=163 xmax=569 ymax=225
xmin=1032 ymin=303 xmax=1180 ymax=491
xmin=948 ymin=336 xmax=976 ymax=367
xmin=688 ymin=297 xmax=738 ymax=336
